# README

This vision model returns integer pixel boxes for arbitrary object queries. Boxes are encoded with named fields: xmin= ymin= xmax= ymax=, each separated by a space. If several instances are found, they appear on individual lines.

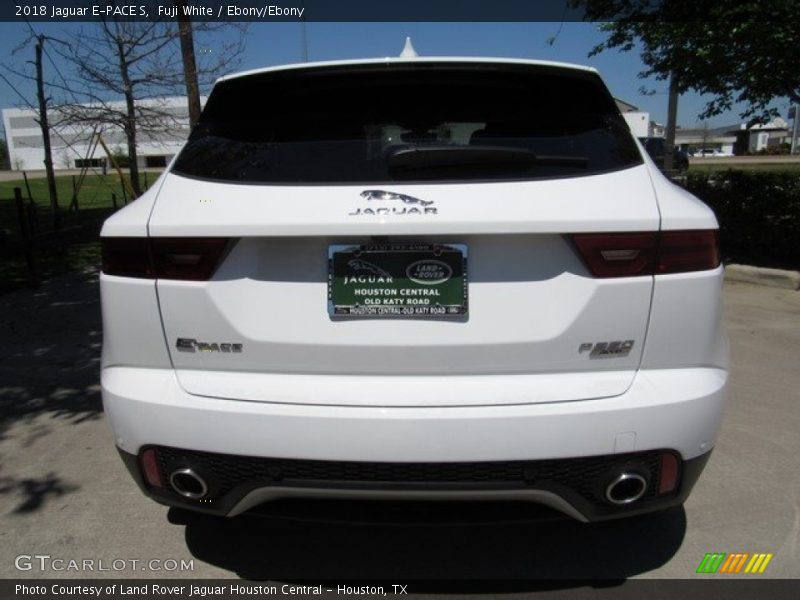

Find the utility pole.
xmin=34 ymin=35 xmax=60 ymax=231
xmin=663 ymin=71 xmax=679 ymax=174
xmin=176 ymin=0 xmax=201 ymax=129
xmin=791 ymin=104 xmax=799 ymax=155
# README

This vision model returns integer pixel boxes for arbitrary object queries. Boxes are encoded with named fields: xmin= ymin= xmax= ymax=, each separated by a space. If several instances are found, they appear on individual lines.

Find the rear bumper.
xmin=102 ymin=366 xmax=726 ymax=521
xmin=118 ymin=445 xmax=711 ymax=522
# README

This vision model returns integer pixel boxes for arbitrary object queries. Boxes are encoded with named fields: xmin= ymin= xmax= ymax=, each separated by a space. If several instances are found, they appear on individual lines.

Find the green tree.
xmin=573 ymin=0 xmax=799 ymax=121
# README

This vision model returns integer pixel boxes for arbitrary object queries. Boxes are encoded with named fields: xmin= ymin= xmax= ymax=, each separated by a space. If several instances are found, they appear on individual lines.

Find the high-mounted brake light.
xmin=570 ymin=230 xmax=719 ymax=278
xmin=101 ymin=237 xmax=229 ymax=280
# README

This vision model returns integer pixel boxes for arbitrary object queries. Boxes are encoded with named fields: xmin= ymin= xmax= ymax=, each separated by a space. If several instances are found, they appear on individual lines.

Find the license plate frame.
xmin=328 ymin=243 xmax=468 ymax=319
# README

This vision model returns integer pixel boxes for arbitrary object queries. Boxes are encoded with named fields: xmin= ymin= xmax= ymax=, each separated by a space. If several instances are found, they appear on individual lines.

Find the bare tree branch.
xmin=51 ymin=17 xmax=248 ymax=196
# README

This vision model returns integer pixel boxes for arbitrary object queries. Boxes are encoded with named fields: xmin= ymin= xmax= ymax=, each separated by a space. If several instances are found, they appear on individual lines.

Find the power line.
xmin=23 ymin=17 xmax=83 ymax=106
xmin=0 ymin=72 xmax=37 ymax=110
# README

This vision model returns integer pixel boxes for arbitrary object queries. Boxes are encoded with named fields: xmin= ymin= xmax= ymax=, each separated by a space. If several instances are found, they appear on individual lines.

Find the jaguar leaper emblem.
xmin=360 ymin=190 xmax=433 ymax=206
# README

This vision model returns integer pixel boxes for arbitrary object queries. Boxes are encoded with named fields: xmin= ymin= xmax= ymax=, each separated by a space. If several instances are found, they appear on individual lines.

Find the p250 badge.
xmin=579 ymin=340 xmax=634 ymax=359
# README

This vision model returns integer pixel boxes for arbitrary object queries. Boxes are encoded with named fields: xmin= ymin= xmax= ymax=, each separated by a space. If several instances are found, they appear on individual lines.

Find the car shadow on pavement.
xmin=0 ymin=269 xmax=103 ymax=513
xmin=172 ymin=500 xmax=686 ymax=586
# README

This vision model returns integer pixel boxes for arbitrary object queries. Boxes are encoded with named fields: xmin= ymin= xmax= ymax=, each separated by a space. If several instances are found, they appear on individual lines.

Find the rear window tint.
xmin=172 ymin=62 xmax=643 ymax=184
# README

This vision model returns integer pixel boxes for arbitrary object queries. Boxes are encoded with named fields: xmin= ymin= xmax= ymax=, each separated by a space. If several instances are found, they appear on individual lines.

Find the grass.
xmin=0 ymin=171 xmax=161 ymax=210
xmin=0 ymin=171 xmax=160 ymax=293
xmin=689 ymin=162 xmax=800 ymax=174
xmin=0 ymin=172 xmax=136 ymax=292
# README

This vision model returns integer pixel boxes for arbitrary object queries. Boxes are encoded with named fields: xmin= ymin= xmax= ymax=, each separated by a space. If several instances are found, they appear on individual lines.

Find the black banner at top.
xmin=4 ymin=0 xmax=785 ymax=23
xmin=5 ymin=0 xmax=578 ymax=22
xmin=42 ymin=0 xmax=788 ymax=22
xmin=4 ymin=0 xmax=659 ymax=23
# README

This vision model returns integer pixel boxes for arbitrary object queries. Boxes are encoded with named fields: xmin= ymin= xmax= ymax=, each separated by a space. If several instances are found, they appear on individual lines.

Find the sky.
xmin=0 ymin=20 xmax=792 ymax=133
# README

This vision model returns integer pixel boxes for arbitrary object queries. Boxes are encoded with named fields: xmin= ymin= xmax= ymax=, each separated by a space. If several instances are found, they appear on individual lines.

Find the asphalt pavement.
xmin=0 ymin=273 xmax=798 ymax=583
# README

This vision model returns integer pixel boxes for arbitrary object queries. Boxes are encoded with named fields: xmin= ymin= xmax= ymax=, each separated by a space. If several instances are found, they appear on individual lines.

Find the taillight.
xmin=101 ymin=237 xmax=229 ymax=280
xmin=150 ymin=238 xmax=229 ymax=280
xmin=570 ymin=232 xmax=657 ymax=278
xmin=656 ymin=230 xmax=720 ymax=274
xmin=570 ymin=230 xmax=719 ymax=278
xmin=101 ymin=237 xmax=153 ymax=279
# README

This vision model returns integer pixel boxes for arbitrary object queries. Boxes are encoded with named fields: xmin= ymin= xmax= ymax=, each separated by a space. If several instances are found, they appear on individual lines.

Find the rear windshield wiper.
xmin=387 ymin=145 xmax=589 ymax=174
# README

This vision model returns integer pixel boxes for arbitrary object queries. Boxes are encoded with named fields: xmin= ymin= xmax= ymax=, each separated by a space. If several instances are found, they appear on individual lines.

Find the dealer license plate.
xmin=328 ymin=243 xmax=468 ymax=318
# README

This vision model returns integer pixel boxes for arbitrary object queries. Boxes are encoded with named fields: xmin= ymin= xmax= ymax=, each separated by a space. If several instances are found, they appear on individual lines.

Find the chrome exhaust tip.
xmin=605 ymin=472 xmax=647 ymax=505
xmin=169 ymin=467 xmax=208 ymax=499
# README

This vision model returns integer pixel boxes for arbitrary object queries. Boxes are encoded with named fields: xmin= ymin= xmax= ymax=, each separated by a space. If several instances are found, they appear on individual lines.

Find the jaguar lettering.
xmin=350 ymin=190 xmax=438 ymax=216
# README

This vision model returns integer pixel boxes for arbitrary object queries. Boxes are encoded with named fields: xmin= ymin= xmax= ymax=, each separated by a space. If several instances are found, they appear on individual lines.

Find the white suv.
xmin=100 ymin=58 xmax=728 ymax=522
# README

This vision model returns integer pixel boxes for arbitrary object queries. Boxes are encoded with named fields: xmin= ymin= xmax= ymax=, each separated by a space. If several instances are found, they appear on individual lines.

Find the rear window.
xmin=172 ymin=62 xmax=642 ymax=184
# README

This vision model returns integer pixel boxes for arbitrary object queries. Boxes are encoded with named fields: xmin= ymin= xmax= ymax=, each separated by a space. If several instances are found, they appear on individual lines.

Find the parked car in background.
xmin=101 ymin=57 xmax=727 ymax=523
xmin=696 ymin=148 xmax=734 ymax=157
xmin=638 ymin=137 xmax=690 ymax=172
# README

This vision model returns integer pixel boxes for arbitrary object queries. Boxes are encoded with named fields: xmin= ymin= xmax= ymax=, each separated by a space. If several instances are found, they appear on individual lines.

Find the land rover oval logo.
xmin=406 ymin=260 xmax=453 ymax=285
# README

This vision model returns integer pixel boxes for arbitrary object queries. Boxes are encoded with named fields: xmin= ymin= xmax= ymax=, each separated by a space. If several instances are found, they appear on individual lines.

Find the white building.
xmin=674 ymin=125 xmax=738 ymax=155
xmin=648 ymin=121 xmax=666 ymax=138
xmin=615 ymin=98 xmax=650 ymax=138
xmin=673 ymin=119 xmax=792 ymax=155
xmin=745 ymin=118 xmax=792 ymax=153
xmin=2 ymin=96 xmax=203 ymax=171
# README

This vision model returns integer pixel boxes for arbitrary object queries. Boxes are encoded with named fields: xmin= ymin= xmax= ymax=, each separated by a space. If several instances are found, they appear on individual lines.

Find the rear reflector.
xmin=571 ymin=230 xmax=719 ymax=278
xmin=141 ymin=448 xmax=163 ymax=488
xmin=102 ymin=237 xmax=229 ymax=280
xmin=658 ymin=452 xmax=680 ymax=494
